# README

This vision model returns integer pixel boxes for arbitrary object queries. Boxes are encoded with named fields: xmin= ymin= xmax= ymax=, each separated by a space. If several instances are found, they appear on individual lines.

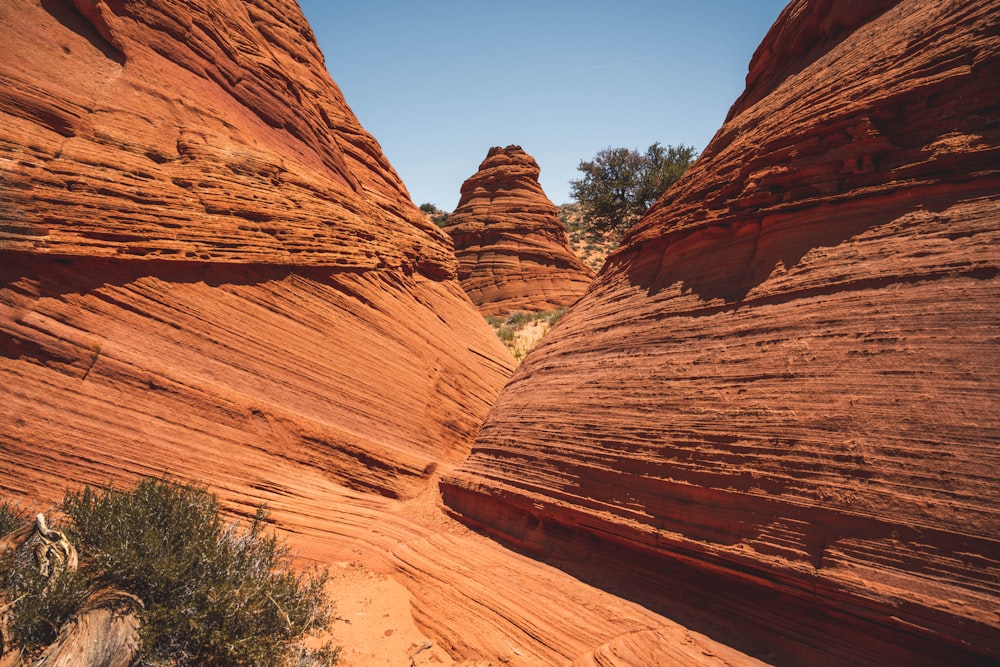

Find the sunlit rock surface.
xmin=443 ymin=1 xmax=1000 ymax=664
xmin=443 ymin=145 xmax=595 ymax=316
xmin=0 ymin=0 xmax=513 ymax=504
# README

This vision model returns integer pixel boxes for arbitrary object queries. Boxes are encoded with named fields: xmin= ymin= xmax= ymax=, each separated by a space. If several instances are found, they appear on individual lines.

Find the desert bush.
xmin=56 ymin=478 xmax=338 ymax=666
xmin=0 ymin=484 xmax=339 ymax=664
xmin=0 ymin=499 xmax=26 ymax=537
xmin=543 ymin=307 xmax=568 ymax=326
xmin=418 ymin=202 xmax=450 ymax=226
xmin=505 ymin=311 xmax=533 ymax=328
xmin=0 ymin=563 xmax=91 ymax=650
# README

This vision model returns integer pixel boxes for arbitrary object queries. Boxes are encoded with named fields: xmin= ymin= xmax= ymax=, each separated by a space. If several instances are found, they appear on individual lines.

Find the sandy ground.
xmin=327 ymin=562 xmax=453 ymax=667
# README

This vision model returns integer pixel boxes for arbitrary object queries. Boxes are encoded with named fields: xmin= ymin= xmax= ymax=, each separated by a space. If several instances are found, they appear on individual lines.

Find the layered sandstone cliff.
xmin=444 ymin=1 xmax=1000 ymax=664
xmin=443 ymin=145 xmax=595 ymax=316
xmin=0 ymin=3 xmax=759 ymax=664
xmin=0 ymin=0 xmax=514 ymax=508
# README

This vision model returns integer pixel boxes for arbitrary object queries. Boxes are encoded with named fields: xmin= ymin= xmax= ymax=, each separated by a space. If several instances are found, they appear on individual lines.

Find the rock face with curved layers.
xmin=0 ymin=0 xmax=514 ymax=506
xmin=0 ymin=3 xmax=761 ymax=665
xmin=443 ymin=145 xmax=595 ymax=316
xmin=443 ymin=0 xmax=1000 ymax=664
xmin=0 ymin=0 xmax=450 ymax=274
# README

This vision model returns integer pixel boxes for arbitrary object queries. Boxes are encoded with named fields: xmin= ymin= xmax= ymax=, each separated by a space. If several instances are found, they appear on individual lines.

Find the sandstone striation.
xmin=0 ymin=2 xmax=763 ymax=665
xmin=443 ymin=145 xmax=595 ymax=316
xmin=0 ymin=0 xmax=450 ymax=274
xmin=1 ymin=3 xmax=733 ymax=663
xmin=444 ymin=0 xmax=1000 ymax=664
xmin=0 ymin=0 xmax=514 ymax=508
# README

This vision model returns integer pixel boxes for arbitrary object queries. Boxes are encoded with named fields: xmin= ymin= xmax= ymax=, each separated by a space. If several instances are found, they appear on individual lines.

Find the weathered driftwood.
xmin=0 ymin=646 xmax=21 ymax=667
xmin=29 ymin=515 xmax=77 ymax=579
xmin=33 ymin=588 xmax=142 ymax=667
xmin=1 ymin=515 xmax=141 ymax=667
xmin=1 ymin=515 xmax=78 ymax=583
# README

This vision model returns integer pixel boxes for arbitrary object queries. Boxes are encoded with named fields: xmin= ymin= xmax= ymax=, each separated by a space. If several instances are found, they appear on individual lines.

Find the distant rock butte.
xmin=443 ymin=145 xmax=595 ymax=316
xmin=444 ymin=0 xmax=1000 ymax=664
xmin=0 ymin=0 xmax=514 ymax=505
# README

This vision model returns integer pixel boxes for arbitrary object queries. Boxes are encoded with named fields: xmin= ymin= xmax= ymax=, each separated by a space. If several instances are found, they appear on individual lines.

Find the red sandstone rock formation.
xmin=444 ymin=0 xmax=1000 ymax=664
xmin=0 ymin=3 xmax=767 ymax=666
xmin=0 ymin=0 xmax=514 ymax=505
xmin=443 ymin=145 xmax=595 ymax=316
xmin=0 ymin=3 xmax=760 ymax=665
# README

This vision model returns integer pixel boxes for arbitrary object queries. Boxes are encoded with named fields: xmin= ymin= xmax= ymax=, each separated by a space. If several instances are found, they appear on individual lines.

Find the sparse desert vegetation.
xmin=0 ymin=479 xmax=338 ymax=666
xmin=558 ymin=202 xmax=614 ymax=273
xmin=418 ymin=202 xmax=450 ymax=226
xmin=486 ymin=308 xmax=567 ymax=361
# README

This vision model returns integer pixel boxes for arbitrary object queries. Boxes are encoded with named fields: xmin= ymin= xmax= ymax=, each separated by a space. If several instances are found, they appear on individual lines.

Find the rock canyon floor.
xmin=285 ymin=472 xmax=770 ymax=667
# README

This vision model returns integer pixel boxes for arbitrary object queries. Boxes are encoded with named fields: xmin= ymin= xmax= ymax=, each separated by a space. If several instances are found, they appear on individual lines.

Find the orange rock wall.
xmin=0 ymin=0 xmax=449 ymax=274
xmin=444 ymin=1 xmax=1000 ymax=663
xmin=444 ymin=145 xmax=595 ymax=316
xmin=0 ymin=0 xmax=514 ymax=508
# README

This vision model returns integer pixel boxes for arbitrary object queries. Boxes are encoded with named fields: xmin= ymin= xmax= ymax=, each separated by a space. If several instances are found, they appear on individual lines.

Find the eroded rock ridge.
xmin=0 ymin=0 xmax=514 ymax=511
xmin=443 ymin=1 xmax=1000 ymax=664
xmin=443 ymin=145 xmax=595 ymax=316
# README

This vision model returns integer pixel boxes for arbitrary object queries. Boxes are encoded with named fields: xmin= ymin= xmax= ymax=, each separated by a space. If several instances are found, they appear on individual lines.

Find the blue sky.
xmin=296 ymin=1 xmax=789 ymax=209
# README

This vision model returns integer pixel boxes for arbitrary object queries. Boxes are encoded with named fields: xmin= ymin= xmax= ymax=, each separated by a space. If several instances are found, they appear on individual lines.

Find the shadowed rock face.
xmin=443 ymin=145 xmax=595 ymax=316
xmin=0 ymin=0 xmax=514 ymax=507
xmin=443 ymin=0 xmax=1000 ymax=664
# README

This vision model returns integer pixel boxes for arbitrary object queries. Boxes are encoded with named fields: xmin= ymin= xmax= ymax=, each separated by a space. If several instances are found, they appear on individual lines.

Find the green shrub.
xmin=0 ymin=499 xmax=26 ymax=537
xmin=418 ymin=202 xmax=450 ymax=226
xmin=505 ymin=311 xmax=533 ymax=328
xmin=485 ymin=316 xmax=515 ymax=344
xmin=0 ymin=484 xmax=339 ymax=664
xmin=0 ymin=564 xmax=91 ymax=650
xmin=55 ymin=478 xmax=338 ymax=666
xmin=544 ymin=307 xmax=568 ymax=326
xmin=0 ymin=507 xmax=91 ymax=653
